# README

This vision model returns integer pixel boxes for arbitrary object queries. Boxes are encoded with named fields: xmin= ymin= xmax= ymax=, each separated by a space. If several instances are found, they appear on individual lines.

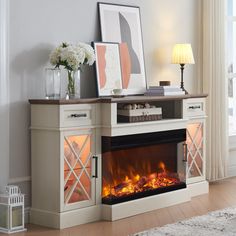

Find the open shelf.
xmin=116 ymin=100 xmax=183 ymax=125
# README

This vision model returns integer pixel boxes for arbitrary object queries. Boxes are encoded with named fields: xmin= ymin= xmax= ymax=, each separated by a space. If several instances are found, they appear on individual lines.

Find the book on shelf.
xmin=145 ymin=86 xmax=185 ymax=96
xmin=145 ymin=90 xmax=185 ymax=96
xmin=148 ymin=85 xmax=180 ymax=90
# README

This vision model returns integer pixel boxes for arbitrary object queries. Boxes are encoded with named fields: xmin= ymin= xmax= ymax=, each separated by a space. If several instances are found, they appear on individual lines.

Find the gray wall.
xmin=0 ymin=0 xmax=9 ymax=193
xmin=5 ymin=0 xmax=201 ymax=205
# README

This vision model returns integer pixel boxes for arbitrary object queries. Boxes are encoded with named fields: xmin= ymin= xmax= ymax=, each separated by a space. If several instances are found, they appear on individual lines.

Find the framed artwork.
xmin=93 ymin=42 xmax=123 ymax=97
xmin=98 ymin=3 xmax=147 ymax=95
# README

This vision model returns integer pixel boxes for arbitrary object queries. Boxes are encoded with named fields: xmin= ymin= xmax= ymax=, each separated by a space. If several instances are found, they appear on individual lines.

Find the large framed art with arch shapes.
xmin=98 ymin=3 xmax=147 ymax=95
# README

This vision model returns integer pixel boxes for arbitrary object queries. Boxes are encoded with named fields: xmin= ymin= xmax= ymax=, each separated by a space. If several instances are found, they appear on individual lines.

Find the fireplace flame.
xmin=102 ymin=162 xmax=181 ymax=200
xmin=159 ymin=161 xmax=166 ymax=172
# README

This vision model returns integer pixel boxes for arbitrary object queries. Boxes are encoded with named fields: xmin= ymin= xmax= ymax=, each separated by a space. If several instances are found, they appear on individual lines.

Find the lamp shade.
xmin=171 ymin=44 xmax=195 ymax=64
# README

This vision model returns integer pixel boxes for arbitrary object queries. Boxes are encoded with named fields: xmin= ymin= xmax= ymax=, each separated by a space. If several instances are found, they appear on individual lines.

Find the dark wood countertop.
xmin=99 ymin=94 xmax=208 ymax=103
xmin=29 ymin=94 xmax=208 ymax=105
xmin=29 ymin=98 xmax=100 ymax=105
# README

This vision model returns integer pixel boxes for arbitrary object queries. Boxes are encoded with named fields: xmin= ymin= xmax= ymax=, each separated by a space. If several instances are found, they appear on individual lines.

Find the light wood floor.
xmin=2 ymin=177 xmax=236 ymax=236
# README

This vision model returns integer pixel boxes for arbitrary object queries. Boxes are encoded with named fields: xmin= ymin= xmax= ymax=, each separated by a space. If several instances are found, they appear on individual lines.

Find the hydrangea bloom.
xmin=50 ymin=42 xmax=95 ymax=71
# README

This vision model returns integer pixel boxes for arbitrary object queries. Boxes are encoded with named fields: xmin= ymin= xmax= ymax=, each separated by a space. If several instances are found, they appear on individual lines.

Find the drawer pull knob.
xmin=188 ymin=105 xmax=201 ymax=110
xmin=69 ymin=113 xmax=87 ymax=118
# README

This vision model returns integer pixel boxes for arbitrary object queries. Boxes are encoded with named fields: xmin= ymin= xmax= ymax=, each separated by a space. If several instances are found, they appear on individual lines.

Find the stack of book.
xmin=145 ymin=86 xmax=185 ymax=96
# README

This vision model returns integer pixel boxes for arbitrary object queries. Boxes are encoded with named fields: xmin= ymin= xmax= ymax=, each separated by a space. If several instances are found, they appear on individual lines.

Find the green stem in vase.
xmin=67 ymin=70 xmax=75 ymax=96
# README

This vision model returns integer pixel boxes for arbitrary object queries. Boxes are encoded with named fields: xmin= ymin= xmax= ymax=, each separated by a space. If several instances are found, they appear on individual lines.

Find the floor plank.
xmin=1 ymin=177 xmax=236 ymax=236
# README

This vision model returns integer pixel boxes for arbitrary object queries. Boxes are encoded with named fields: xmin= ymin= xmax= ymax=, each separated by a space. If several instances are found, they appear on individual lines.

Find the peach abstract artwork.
xmin=94 ymin=43 xmax=122 ymax=96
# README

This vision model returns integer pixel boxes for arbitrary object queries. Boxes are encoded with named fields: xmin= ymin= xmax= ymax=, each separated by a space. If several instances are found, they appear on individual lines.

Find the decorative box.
xmin=117 ymin=107 xmax=162 ymax=123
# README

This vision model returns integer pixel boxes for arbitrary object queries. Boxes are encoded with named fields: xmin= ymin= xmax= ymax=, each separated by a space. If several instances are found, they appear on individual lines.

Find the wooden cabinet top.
xmin=29 ymin=94 xmax=208 ymax=105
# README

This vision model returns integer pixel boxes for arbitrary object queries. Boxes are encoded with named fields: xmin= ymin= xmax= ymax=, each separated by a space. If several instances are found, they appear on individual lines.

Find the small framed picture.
xmin=98 ymin=3 xmax=147 ymax=95
xmin=93 ymin=42 xmax=123 ymax=97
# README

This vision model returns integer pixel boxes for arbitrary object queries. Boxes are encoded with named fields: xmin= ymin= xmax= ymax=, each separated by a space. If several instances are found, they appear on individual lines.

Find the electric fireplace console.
xmin=29 ymin=94 xmax=208 ymax=229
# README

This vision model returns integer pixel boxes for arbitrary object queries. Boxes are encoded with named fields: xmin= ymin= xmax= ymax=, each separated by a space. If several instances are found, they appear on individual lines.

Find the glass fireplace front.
xmin=102 ymin=129 xmax=187 ymax=205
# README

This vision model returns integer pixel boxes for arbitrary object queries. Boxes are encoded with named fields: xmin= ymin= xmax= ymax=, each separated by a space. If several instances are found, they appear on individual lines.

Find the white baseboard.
xmin=30 ymin=206 xmax=102 ymax=229
xmin=187 ymin=181 xmax=209 ymax=197
xmin=227 ymin=165 xmax=236 ymax=177
xmin=25 ymin=207 xmax=30 ymax=224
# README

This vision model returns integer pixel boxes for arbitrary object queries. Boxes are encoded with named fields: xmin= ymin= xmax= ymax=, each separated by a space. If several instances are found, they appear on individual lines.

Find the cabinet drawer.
xmin=183 ymin=98 xmax=205 ymax=118
xmin=60 ymin=105 xmax=94 ymax=127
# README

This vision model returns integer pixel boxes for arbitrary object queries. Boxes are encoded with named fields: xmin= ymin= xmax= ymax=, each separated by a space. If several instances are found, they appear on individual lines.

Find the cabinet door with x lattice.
xmin=62 ymin=129 xmax=97 ymax=211
xmin=186 ymin=118 xmax=206 ymax=184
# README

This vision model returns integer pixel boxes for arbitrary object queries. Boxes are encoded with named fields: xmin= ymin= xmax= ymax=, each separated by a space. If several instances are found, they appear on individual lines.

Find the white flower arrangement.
xmin=50 ymin=42 xmax=95 ymax=71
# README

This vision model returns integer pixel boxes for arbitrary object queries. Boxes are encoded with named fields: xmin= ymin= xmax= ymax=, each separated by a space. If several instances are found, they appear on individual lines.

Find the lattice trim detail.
xmin=64 ymin=135 xmax=92 ymax=204
xmin=187 ymin=123 xmax=204 ymax=177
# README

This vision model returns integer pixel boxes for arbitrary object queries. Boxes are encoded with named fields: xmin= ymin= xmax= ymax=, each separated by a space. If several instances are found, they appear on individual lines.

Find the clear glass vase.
xmin=67 ymin=70 xmax=81 ymax=99
xmin=45 ymin=68 xmax=61 ymax=99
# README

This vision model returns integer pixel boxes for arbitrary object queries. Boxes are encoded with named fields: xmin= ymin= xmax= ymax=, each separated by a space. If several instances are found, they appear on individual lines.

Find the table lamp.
xmin=171 ymin=44 xmax=195 ymax=94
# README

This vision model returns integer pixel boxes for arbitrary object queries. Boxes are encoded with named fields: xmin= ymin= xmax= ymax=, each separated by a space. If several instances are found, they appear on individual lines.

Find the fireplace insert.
xmin=102 ymin=129 xmax=187 ymax=205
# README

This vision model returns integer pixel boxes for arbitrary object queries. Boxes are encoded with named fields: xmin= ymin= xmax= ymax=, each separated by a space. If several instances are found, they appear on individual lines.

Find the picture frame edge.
xmin=97 ymin=2 xmax=147 ymax=96
xmin=93 ymin=42 xmax=123 ymax=97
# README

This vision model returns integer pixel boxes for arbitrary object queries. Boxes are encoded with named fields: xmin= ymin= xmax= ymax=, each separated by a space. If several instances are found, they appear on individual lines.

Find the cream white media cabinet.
xmin=29 ymin=94 xmax=208 ymax=229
